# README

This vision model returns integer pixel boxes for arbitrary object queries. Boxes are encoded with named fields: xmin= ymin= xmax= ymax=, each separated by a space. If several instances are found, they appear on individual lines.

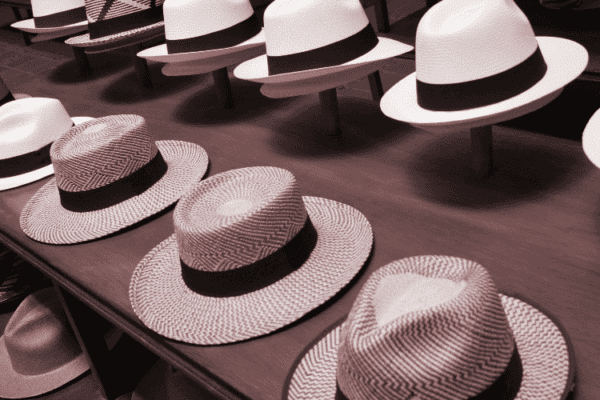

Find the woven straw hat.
xmin=380 ymin=0 xmax=588 ymax=133
xmin=285 ymin=255 xmax=575 ymax=400
xmin=137 ymin=0 xmax=265 ymax=63
xmin=65 ymin=0 xmax=165 ymax=47
xmin=130 ymin=166 xmax=373 ymax=345
xmin=20 ymin=114 xmax=209 ymax=244
xmin=0 ymin=97 xmax=93 ymax=192
xmin=582 ymin=108 xmax=600 ymax=168
xmin=11 ymin=0 xmax=87 ymax=34
xmin=233 ymin=0 xmax=413 ymax=85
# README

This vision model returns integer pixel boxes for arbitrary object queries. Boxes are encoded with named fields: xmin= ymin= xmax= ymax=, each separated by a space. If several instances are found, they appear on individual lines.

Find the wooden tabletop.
xmin=2 ymin=58 xmax=600 ymax=400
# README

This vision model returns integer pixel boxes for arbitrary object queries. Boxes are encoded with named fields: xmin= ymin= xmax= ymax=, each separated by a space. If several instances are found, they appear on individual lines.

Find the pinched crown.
xmin=51 ymin=114 xmax=159 ymax=192
xmin=264 ymin=0 xmax=369 ymax=56
xmin=0 ymin=98 xmax=72 ymax=160
xmin=337 ymin=256 xmax=514 ymax=400
xmin=174 ymin=166 xmax=308 ymax=272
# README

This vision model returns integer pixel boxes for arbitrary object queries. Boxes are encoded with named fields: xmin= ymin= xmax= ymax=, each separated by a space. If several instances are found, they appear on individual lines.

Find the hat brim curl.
xmin=11 ymin=18 xmax=87 ymax=34
xmin=137 ymin=29 xmax=266 ymax=64
xmin=0 ymin=116 xmax=94 ymax=192
xmin=380 ymin=37 xmax=588 ymax=133
xmin=20 ymin=140 xmax=209 ymax=244
xmin=233 ymin=37 xmax=413 ymax=85
xmin=129 ymin=196 xmax=373 ymax=345
xmin=284 ymin=295 xmax=575 ymax=400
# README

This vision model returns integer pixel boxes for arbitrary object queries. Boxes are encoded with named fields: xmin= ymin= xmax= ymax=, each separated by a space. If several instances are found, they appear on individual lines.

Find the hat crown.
xmin=337 ymin=256 xmax=514 ymax=400
xmin=264 ymin=0 xmax=370 ymax=56
xmin=164 ymin=0 xmax=254 ymax=41
xmin=175 ymin=166 xmax=307 ymax=272
xmin=4 ymin=288 xmax=82 ymax=376
xmin=31 ymin=0 xmax=85 ymax=17
xmin=51 ymin=115 xmax=159 ymax=192
xmin=416 ymin=0 xmax=538 ymax=84
xmin=85 ymin=0 xmax=164 ymax=23
xmin=0 ymin=98 xmax=73 ymax=160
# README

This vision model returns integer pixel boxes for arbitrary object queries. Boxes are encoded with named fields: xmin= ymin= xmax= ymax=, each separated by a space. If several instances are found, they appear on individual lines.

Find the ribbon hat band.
xmin=88 ymin=5 xmax=164 ymax=40
xmin=33 ymin=6 xmax=87 ymax=28
xmin=267 ymin=23 xmax=379 ymax=76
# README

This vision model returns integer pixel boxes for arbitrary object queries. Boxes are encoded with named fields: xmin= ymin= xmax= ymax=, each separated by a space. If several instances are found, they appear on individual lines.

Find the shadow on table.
xmin=405 ymin=131 xmax=591 ymax=209
xmin=47 ymin=52 xmax=132 ymax=84
xmin=267 ymin=96 xmax=411 ymax=158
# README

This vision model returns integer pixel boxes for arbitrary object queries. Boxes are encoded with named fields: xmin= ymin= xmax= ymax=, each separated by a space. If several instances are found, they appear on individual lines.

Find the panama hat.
xmin=380 ymin=0 xmax=588 ymax=133
xmin=65 ymin=0 xmax=165 ymax=47
xmin=285 ymin=255 xmax=575 ymax=400
xmin=582 ymin=108 xmax=600 ymax=167
xmin=130 ymin=166 xmax=373 ymax=345
xmin=20 ymin=114 xmax=209 ymax=244
xmin=137 ymin=0 xmax=265 ymax=64
xmin=0 ymin=287 xmax=122 ymax=398
xmin=11 ymin=0 xmax=87 ymax=34
xmin=233 ymin=0 xmax=413 ymax=85
xmin=0 ymin=98 xmax=93 ymax=192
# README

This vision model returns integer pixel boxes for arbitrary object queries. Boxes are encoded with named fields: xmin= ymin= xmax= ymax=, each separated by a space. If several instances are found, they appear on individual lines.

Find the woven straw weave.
xmin=85 ymin=0 xmax=164 ymax=24
xmin=175 ymin=167 xmax=307 ymax=273
xmin=52 ymin=115 xmax=159 ymax=192
xmin=337 ymin=256 xmax=513 ymax=400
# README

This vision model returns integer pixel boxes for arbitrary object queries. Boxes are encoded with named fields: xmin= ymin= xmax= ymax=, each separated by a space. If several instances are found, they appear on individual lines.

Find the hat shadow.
xmin=267 ymin=96 xmax=410 ymax=157
xmin=404 ymin=131 xmax=590 ymax=208
xmin=172 ymin=75 xmax=298 ymax=125
xmin=46 ymin=52 xmax=133 ymax=84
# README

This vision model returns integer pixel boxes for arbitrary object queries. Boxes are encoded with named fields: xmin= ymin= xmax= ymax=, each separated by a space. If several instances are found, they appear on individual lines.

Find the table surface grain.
xmin=2 ymin=60 xmax=600 ymax=400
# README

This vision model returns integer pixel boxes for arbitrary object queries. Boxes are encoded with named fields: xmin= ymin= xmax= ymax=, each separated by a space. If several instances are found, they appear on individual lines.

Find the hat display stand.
xmin=380 ymin=0 xmax=588 ymax=179
xmin=233 ymin=0 xmax=413 ymax=136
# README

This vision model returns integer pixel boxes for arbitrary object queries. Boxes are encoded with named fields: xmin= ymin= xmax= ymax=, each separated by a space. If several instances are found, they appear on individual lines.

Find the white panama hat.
xmin=0 ymin=98 xmax=92 ymax=192
xmin=11 ymin=0 xmax=88 ymax=34
xmin=137 ymin=0 xmax=265 ymax=64
xmin=233 ymin=0 xmax=413 ymax=85
xmin=380 ymin=0 xmax=588 ymax=133
xmin=581 ymin=108 xmax=600 ymax=167
xmin=285 ymin=256 xmax=575 ymax=400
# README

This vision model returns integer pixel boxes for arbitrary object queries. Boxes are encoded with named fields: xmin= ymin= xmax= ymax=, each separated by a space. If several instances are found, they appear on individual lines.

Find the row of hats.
xmin=11 ymin=0 xmax=590 ymax=130
xmin=0 ymin=95 xmax=579 ymax=399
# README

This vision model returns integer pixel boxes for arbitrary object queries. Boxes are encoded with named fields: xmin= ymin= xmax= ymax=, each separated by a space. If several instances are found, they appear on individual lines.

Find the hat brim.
xmin=0 ymin=336 xmax=89 ymax=399
xmin=20 ymin=140 xmax=209 ymax=244
xmin=284 ymin=294 xmax=575 ymax=400
xmin=129 ymin=196 xmax=373 ymax=345
xmin=65 ymin=21 xmax=164 ymax=48
xmin=581 ymin=108 xmax=600 ymax=168
xmin=380 ymin=37 xmax=588 ymax=133
xmin=233 ymin=37 xmax=413 ymax=85
xmin=0 ymin=116 xmax=94 ymax=192
xmin=137 ymin=29 xmax=265 ymax=63
xmin=11 ymin=18 xmax=87 ymax=34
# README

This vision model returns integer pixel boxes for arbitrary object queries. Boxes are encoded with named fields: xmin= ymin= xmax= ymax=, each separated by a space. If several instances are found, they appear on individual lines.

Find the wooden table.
xmin=3 ymin=64 xmax=600 ymax=400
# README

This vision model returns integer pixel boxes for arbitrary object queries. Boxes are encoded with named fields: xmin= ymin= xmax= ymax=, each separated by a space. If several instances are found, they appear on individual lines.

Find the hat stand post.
xmin=470 ymin=125 xmax=493 ymax=179
xmin=212 ymin=67 xmax=235 ymax=110
xmin=131 ymin=43 xmax=154 ymax=90
xmin=319 ymin=88 xmax=342 ymax=136
xmin=72 ymin=46 xmax=93 ymax=79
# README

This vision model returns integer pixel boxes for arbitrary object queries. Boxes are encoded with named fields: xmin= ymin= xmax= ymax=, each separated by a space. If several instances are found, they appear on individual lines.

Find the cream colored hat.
xmin=380 ymin=0 xmax=588 ymax=133
xmin=285 ymin=256 xmax=575 ymax=400
xmin=233 ymin=0 xmax=412 ymax=85
xmin=582 ymin=108 xmax=600 ymax=168
xmin=0 ymin=98 xmax=92 ymax=191
xmin=11 ymin=0 xmax=88 ymax=33
xmin=137 ymin=0 xmax=265 ymax=63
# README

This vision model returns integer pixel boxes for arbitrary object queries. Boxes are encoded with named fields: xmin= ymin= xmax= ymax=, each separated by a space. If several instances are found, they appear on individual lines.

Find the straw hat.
xmin=11 ymin=0 xmax=88 ymax=34
xmin=0 ymin=98 xmax=93 ymax=192
xmin=130 ymin=166 xmax=373 ymax=345
xmin=284 ymin=255 xmax=575 ymax=400
xmin=582 ymin=108 xmax=600 ymax=168
xmin=380 ymin=0 xmax=588 ymax=132
xmin=137 ymin=0 xmax=265 ymax=63
xmin=233 ymin=0 xmax=413 ymax=85
xmin=65 ymin=0 xmax=165 ymax=47
xmin=0 ymin=288 xmax=122 ymax=398
xmin=20 ymin=114 xmax=209 ymax=244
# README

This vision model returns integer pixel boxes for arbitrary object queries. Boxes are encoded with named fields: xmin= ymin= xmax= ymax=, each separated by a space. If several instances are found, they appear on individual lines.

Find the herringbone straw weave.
xmin=285 ymin=256 xmax=573 ymax=400
xmin=129 ymin=166 xmax=373 ymax=345
xmin=20 ymin=115 xmax=209 ymax=244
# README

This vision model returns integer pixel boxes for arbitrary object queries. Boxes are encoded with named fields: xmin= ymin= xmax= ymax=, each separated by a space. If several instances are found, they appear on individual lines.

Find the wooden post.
xmin=319 ymin=88 xmax=342 ymax=136
xmin=72 ymin=47 xmax=92 ymax=78
xmin=212 ymin=67 xmax=235 ymax=110
xmin=368 ymin=71 xmax=384 ymax=102
xmin=11 ymin=7 xmax=31 ymax=46
xmin=470 ymin=125 xmax=493 ymax=179
xmin=132 ymin=43 xmax=154 ymax=90
xmin=373 ymin=0 xmax=391 ymax=33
